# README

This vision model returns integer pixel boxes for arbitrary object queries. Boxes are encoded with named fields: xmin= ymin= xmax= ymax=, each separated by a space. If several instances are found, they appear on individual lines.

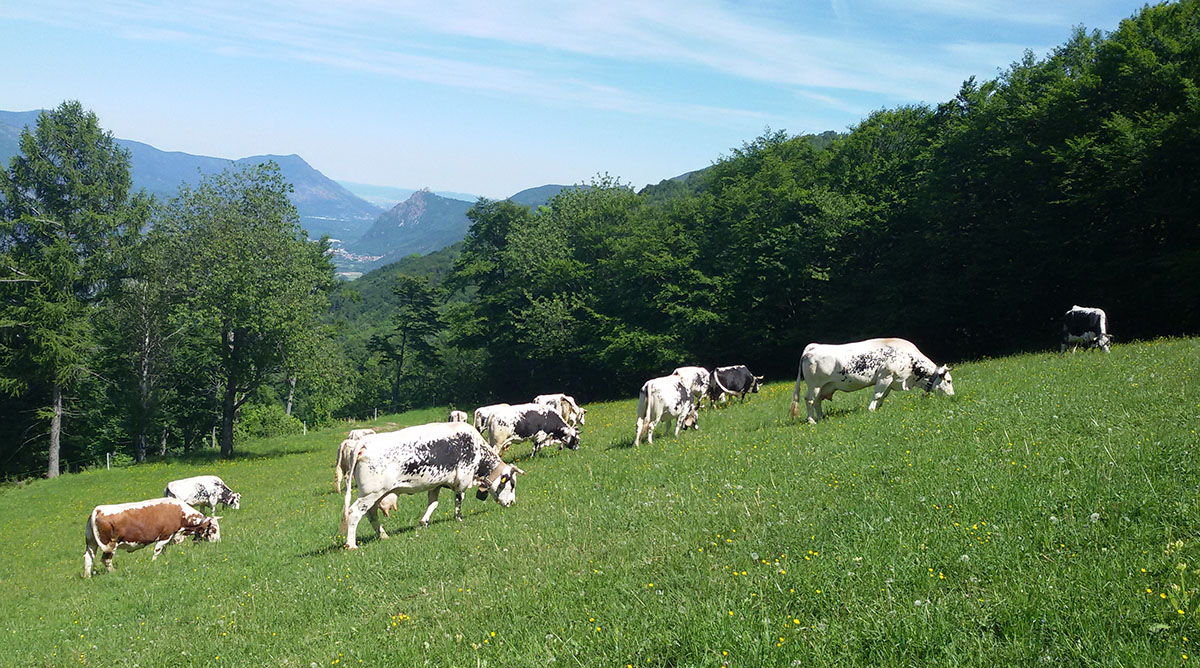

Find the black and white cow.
xmin=340 ymin=422 xmax=525 ymax=550
xmin=635 ymin=375 xmax=698 ymax=446
xmin=484 ymin=403 xmax=580 ymax=457
xmin=708 ymin=365 xmax=763 ymax=406
xmin=790 ymin=338 xmax=954 ymax=424
xmin=533 ymin=393 xmax=587 ymax=427
xmin=1061 ymin=305 xmax=1112 ymax=353
xmin=164 ymin=475 xmax=241 ymax=516
xmin=672 ymin=366 xmax=710 ymax=407
xmin=448 ymin=410 xmax=469 ymax=423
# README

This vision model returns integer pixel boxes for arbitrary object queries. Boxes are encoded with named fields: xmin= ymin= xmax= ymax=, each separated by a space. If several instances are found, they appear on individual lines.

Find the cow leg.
xmin=83 ymin=546 xmax=95 ymax=578
xmin=454 ymin=491 xmax=465 ymax=521
xmin=335 ymin=465 xmax=343 ymax=493
xmin=419 ymin=488 xmax=440 ymax=528
xmin=868 ymin=376 xmax=893 ymax=411
xmin=805 ymin=385 xmax=821 ymax=424
xmin=366 ymin=506 xmax=389 ymax=540
xmin=634 ymin=418 xmax=646 ymax=447
xmin=674 ymin=413 xmax=686 ymax=436
xmin=152 ymin=537 xmax=173 ymax=560
xmin=101 ymin=550 xmax=115 ymax=573
xmin=344 ymin=492 xmax=387 ymax=549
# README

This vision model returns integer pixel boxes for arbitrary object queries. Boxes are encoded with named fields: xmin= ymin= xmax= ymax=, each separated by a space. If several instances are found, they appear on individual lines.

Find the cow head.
xmin=752 ymin=375 xmax=764 ymax=393
xmin=576 ymin=407 xmax=587 ymax=426
xmin=1097 ymin=333 xmax=1113 ymax=352
xmin=682 ymin=406 xmax=699 ymax=431
xmin=924 ymin=365 xmax=955 ymax=396
xmin=193 ymin=516 xmax=222 ymax=542
xmin=223 ymin=491 xmax=241 ymax=510
xmin=561 ymin=426 xmax=580 ymax=450
xmin=475 ymin=465 xmax=526 ymax=506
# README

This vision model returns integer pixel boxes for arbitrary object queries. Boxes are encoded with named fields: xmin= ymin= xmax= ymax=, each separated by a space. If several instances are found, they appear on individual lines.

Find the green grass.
xmin=2 ymin=339 xmax=1199 ymax=666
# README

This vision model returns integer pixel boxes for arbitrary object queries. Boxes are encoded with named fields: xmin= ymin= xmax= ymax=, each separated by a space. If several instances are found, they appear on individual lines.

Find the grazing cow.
xmin=635 ymin=375 xmax=698 ymax=446
xmin=448 ymin=410 xmax=469 ymax=423
xmin=709 ymin=365 xmax=763 ymax=406
xmin=340 ymin=422 xmax=525 ymax=550
xmin=790 ymin=338 xmax=954 ymax=424
xmin=533 ymin=393 xmax=587 ymax=427
xmin=473 ymin=403 xmax=510 ymax=432
xmin=672 ymin=366 xmax=710 ymax=406
xmin=1061 ymin=305 xmax=1112 ymax=353
xmin=84 ymin=498 xmax=219 ymax=577
xmin=335 ymin=429 xmax=379 ymax=493
xmin=163 ymin=475 xmax=241 ymax=516
xmin=485 ymin=403 xmax=580 ymax=457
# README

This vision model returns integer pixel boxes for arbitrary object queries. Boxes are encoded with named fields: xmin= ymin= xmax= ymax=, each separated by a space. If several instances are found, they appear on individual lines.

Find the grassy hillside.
xmin=2 ymin=339 xmax=1197 ymax=666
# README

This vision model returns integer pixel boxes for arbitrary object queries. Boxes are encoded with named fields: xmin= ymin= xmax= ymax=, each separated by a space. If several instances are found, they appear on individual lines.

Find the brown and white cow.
xmin=83 ymin=498 xmax=219 ymax=577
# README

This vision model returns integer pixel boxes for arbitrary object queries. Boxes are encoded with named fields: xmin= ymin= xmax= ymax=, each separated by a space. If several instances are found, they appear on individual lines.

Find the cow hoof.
xmin=346 ymin=545 xmax=357 ymax=551
xmin=419 ymin=521 xmax=429 ymax=529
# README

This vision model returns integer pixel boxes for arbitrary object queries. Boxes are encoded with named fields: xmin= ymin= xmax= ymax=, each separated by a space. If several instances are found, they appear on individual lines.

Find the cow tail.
xmin=341 ymin=443 xmax=364 ymax=534
xmin=635 ymin=383 xmax=649 ymax=444
xmin=790 ymin=361 xmax=806 ymax=420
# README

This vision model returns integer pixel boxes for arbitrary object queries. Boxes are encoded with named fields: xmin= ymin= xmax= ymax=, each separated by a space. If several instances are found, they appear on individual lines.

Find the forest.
xmin=2 ymin=1 xmax=1197 ymax=478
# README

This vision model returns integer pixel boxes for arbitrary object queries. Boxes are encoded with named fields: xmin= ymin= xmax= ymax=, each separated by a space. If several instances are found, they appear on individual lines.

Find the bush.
xmin=235 ymin=402 xmax=304 ymax=443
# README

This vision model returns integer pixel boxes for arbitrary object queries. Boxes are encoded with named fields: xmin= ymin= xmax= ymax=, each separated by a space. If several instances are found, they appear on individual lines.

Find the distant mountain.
xmin=348 ymin=189 xmax=474 ymax=268
xmin=508 ymin=184 xmax=587 ymax=209
xmin=0 ymin=109 xmax=382 ymax=243
xmin=338 ymin=181 xmax=478 ymax=210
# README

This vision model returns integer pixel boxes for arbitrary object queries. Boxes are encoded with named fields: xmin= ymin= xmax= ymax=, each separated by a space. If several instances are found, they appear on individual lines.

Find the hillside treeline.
xmin=341 ymin=1 xmax=1196 ymax=407
xmin=3 ymin=1 xmax=1197 ymax=478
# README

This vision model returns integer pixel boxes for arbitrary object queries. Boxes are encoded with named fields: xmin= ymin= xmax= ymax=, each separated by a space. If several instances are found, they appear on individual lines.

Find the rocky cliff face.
xmin=347 ymin=189 xmax=473 ymax=267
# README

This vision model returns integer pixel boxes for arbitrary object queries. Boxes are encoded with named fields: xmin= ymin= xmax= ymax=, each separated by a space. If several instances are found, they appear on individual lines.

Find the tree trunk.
xmin=48 ymin=383 xmax=62 ymax=478
xmin=285 ymin=375 xmax=297 ymax=416
xmin=221 ymin=381 xmax=236 ymax=458
xmin=135 ymin=325 xmax=151 ymax=463
xmin=159 ymin=430 xmax=169 ymax=456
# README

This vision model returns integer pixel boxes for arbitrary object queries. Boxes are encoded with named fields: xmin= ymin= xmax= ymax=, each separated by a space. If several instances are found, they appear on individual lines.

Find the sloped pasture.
xmin=1 ymin=340 xmax=1197 ymax=666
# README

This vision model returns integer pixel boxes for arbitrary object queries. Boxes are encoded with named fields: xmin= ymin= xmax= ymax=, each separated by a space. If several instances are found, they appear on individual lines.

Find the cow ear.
xmin=510 ymin=465 xmax=527 ymax=476
xmin=212 ymin=516 xmax=223 ymax=521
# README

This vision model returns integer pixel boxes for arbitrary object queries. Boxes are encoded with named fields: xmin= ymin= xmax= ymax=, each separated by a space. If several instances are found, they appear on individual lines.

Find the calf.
xmin=533 ymin=393 xmax=587 ymax=427
xmin=340 ymin=422 xmax=525 ymax=550
xmin=672 ymin=366 xmax=710 ymax=406
xmin=163 ymin=475 xmax=241 ymax=516
xmin=84 ymin=498 xmax=219 ymax=577
xmin=790 ymin=338 xmax=954 ymax=424
xmin=635 ymin=375 xmax=698 ymax=446
xmin=1061 ymin=305 xmax=1112 ymax=353
xmin=709 ymin=365 xmax=763 ymax=406
xmin=485 ymin=403 xmax=580 ymax=457
xmin=448 ymin=410 xmax=469 ymax=423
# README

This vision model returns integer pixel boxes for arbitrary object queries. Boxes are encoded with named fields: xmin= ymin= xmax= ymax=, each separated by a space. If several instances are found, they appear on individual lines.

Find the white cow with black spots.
xmin=340 ymin=422 xmax=525 ymax=550
xmin=634 ymin=375 xmax=698 ymax=446
xmin=164 ymin=475 xmax=241 ymax=516
xmin=790 ymin=338 xmax=954 ymax=424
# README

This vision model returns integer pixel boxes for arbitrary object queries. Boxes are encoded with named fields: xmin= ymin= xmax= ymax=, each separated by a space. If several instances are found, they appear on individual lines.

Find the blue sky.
xmin=2 ymin=0 xmax=1145 ymax=199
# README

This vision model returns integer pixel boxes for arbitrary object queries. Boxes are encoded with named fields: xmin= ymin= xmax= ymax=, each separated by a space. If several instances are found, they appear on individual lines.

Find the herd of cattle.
xmin=82 ymin=305 xmax=1112 ymax=573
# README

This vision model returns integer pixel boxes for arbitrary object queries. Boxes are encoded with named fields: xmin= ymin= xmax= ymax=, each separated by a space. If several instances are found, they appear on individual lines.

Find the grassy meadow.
xmin=1 ymin=338 xmax=1198 ymax=666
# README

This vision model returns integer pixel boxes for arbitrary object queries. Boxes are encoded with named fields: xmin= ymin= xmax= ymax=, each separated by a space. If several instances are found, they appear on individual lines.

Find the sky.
xmin=1 ymin=0 xmax=1147 ymax=199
